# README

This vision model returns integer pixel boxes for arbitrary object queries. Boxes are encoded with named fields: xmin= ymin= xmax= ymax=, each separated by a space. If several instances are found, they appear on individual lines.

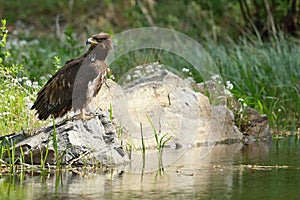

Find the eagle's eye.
xmin=95 ymin=38 xmax=105 ymax=43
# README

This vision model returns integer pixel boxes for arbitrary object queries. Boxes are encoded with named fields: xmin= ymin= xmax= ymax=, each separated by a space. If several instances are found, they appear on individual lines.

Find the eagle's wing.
xmin=31 ymin=57 xmax=84 ymax=120
xmin=72 ymin=59 xmax=107 ymax=109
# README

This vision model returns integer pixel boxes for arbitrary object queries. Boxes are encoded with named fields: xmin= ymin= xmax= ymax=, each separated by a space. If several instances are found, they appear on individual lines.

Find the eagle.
xmin=31 ymin=32 xmax=112 ymax=120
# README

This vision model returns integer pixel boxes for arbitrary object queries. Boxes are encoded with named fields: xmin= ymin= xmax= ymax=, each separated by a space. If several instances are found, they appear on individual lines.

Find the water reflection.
xmin=1 ymin=137 xmax=300 ymax=200
xmin=240 ymin=141 xmax=272 ymax=162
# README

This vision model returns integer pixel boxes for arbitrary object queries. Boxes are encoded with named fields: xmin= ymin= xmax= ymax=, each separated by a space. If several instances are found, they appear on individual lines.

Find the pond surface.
xmin=1 ymin=136 xmax=300 ymax=200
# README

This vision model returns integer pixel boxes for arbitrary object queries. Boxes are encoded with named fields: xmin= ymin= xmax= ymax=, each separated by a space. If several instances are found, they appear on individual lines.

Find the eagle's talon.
xmin=72 ymin=113 xmax=96 ymax=121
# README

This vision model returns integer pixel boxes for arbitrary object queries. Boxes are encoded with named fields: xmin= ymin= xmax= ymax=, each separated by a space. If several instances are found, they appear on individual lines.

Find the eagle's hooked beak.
xmin=86 ymin=38 xmax=99 ymax=46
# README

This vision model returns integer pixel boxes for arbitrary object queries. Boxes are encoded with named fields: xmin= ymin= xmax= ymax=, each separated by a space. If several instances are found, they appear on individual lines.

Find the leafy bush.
xmin=0 ymin=19 xmax=41 ymax=135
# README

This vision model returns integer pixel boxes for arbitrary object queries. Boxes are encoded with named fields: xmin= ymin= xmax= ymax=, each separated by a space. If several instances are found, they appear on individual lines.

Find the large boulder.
xmin=95 ymin=67 xmax=243 ymax=150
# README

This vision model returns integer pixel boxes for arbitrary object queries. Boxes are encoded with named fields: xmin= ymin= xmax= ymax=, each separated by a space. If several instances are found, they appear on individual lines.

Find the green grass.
xmin=0 ymin=138 xmax=16 ymax=173
xmin=0 ymin=19 xmax=40 ymax=135
xmin=52 ymin=118 xmax=60 ymax=168
xmin=146 ymin=115 xmax=172 ymax=172
xmin=206 ymin=35 xmax=300 ymax=132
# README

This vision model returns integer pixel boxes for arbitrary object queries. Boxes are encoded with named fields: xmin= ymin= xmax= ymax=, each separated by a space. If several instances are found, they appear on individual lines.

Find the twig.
xmin=67 ymin=149 xmax=92 ymax=167
xmin=263 ymin=0 xmax=280 ymax=50
xmin=137 ymin=0 xmax=155 ymax=26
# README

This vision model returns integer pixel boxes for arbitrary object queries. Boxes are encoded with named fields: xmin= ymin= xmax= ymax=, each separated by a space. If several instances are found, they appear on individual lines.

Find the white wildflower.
xmin=40 ymin=76 xmax=46 ymax=81
xmin=238 ymin=98 xmax=244 ymax=102
xmin=9 ymin=95 xmax=15 ymax=101
xmin=126 ymin=74 xmax=131 ymax=81
xmin=25 ymin=79 xmax=32 ymax=87
xmin=22 ymin=76 xmax=28 ymax=81
xmin=211 ymin=74 xmax=220 ymax=81
xmin=32 ymin=81 xmax=39 ymax=89
xmin=224 ymin=89 xmax=232 ymax=97
xmin=24 ymin=96 xmax=30 ymax=102
xmin=0 ymin=111 xmax=11 ymax=116
xmin=225 ymin=81 xmax=233 ymax=90
xmin=182 ymin=68 xmax=190 ymax=72
xmin=24 ymin=96 xmax=33 ymax=108
xmin=109 ymin=75 xmax=115 ymax=80
xmin=12 ymin=78 xmax=19 ymax=84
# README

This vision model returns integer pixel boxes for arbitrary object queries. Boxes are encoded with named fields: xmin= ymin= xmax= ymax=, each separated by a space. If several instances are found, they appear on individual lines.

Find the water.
xmin=1 ymin=136 xmax=300 ymax=200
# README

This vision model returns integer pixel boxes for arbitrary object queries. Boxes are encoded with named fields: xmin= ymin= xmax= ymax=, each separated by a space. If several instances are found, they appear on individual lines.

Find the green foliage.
xmin=62 ymin=26 xmax=84 ymax=58
xmin=0 ymin=19 xmax=41 ymax=135
xmin=0 ymin=19 xmax=9 ymax=64
xmin=1 ymin=0 xmax=299 ymax=42
xmin=53 ymin=56 xmax=62 ymax=70
xmin=207 ymin=36 xmax=300 ymax=132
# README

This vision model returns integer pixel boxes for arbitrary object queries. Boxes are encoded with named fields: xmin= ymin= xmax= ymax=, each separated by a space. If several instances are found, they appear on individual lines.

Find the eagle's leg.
xmin=74 ymin=108 xmax=97 ymax=121
xmin=84 ymin=113 xmax=97 ymax=120
xmin=78 ymin=109 xmax=86 ymax=120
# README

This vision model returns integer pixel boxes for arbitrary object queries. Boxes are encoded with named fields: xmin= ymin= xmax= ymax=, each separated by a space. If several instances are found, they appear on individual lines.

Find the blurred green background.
xmin=1 ymin=0 xmax=299 ymax=40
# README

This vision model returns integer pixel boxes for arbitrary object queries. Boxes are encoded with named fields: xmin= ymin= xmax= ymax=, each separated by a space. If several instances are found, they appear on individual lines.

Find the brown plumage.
xmin=31 ymin=32 xmax=112 ymax=120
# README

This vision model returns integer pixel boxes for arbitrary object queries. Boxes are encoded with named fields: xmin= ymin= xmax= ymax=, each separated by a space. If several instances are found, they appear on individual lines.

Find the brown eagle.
xmin=31 ymin=32 xmax=112 ymax=120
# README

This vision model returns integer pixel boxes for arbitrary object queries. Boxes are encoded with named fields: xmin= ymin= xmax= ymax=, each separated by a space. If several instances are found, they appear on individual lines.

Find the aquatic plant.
xmin=52 ymin=118 xmax=60 ymax=168
xmin=146 ymin=115 xmax=172 ymax=171
xmin=0 ymin=137 xmax=16 ymax=173
xmin=40 ymin=141 xmax=50 ymax=171
xmin=140 ymin=122 xmax=146 ymax=161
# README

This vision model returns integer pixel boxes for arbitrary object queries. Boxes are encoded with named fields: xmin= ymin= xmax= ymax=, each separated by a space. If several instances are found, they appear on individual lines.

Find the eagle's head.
xmin=86 ymin=32 xmax=112 ymax=50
